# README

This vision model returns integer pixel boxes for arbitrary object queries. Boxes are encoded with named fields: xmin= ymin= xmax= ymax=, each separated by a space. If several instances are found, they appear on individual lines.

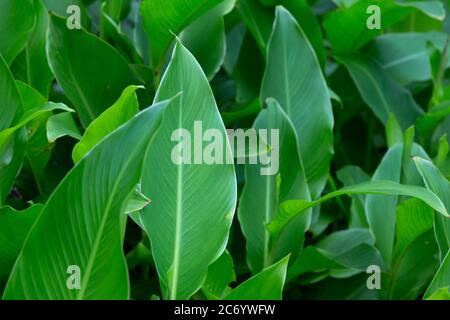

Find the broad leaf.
xmin=140 ymin=40 xmax=237 ymax=300
xmin=0 ymin=205 xmax=43 ymax=280
xmin=3 ymin=100 xmax=170 ymax=299
xmin=225 ymin=255 xmax=289 ymax=300
xmin=424 ymin=250 xmax=450 ymax=299
xmin=46 ymin=14 xmax=139 ymax=127
xmin=238 ymin=98 xmax=310 ymax=273
xmin=72 ymin=85 xmax=142 ymax=163
xmin=140 ymin=0 xmax=223 ymax=71
xmin=269 ymin=180 xmax=449 ymax=243
xmin=0 ymin=0 xmax=34 ymax=64
xmin=413 ymin=157 xmax=450 ymax=261
xmin=261 ymin=6 xmax=333 ymax=198
xmin=11 ymin=0 xmax=53 ymax=96
xmin=338 ymin=54 xmax=423 ymax=130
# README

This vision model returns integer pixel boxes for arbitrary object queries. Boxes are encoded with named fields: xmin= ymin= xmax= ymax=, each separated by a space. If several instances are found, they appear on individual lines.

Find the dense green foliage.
xmin=0 ymin=0 xmax=450 ymax=300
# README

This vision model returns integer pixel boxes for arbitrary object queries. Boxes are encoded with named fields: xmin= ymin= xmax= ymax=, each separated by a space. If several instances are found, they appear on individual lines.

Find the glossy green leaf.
xmin=269 ymin=180 xmax=449 ymax=244
xmin=261 ymin=6 xmax=333 ymax=198
xmin=394 ymin=198 xmax=434 ymax=258
xmin=365 ymin=144 xmax=402 ymax=265
xmin=182 ymin=0 xmax=234 ymax=80
xmin=236 ymin=0 xmax=273 ymax=56
xmin=0 ymin=204 xmax=43 ymax=279
xmin=238 ymin=98 xmax=310 ymax=273
xmin=338 ymin=54 xmax=423 ymax=130
xmin=10 ymin=0 xmax=53 ymax=96
xmin=413 ymin=157 xmax=450 ymax=261
xmin=202 ymin=250 xmax=236 ymax=299
xmin=72 ymin=85 xmax=142 ymax=163
xmin=140 ymin=0 xmax=223 ymax=71
xmin=139 ymin=40 xmax=237 ymax=300
xmin=367 ymin=32 xmax=450 ymax=85
xmin=324 ymin=0 xmax=444 ymax=53
xmin=0 ymin=0 xmax=34 ymax=64
xmin=46 ymin=112 xmax=82 ymax=143
xmin=3 ymin=100 xmax=170 ymax=299
xmin=424 ymin=250 xmax=450 ymax=299
xmin=225 ymin=255 xmax=288 ymax=300
xmin=46 ymin=14 xmax=139 ymax=127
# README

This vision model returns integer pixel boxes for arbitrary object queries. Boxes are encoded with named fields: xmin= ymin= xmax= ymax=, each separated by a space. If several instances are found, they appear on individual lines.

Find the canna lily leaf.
xmin=46 ymin=14 xmax=139 ymax=127
xmin=365 ymin=144 xmax=402 ymax=266
xmin=269 ymin=180 xmax=449 ymax=244
xmin=72 ymin=85 xmax=142 ymax=163
xmin=2 ymin=100 xmax=171 ymax=299
xmin=0 ymin=0 xmax=34 ymax=64
xmin=423 ymin=250 xmax=450 ymax=299
xmin=324 ymin=0 xmax=444 ymax=53
xmin=0 ymin=204 xmax=43 ymax=280
xmin=181 ymin=0 xmax=235 ymax=80
xmin=46 ymin=112 xmax=82 ymax=143
xmin=261 ymin=6 xmax=333 ymax=198
xmin=140 ymin=0 xmax=224 ymax=72
xmin=202 ymin=250 xmax=236 ymax=299
xmin=140 ymin=39 xmax=237 ymax=300
xmin=413 ymin=157 xmax=450 ymax=261
xmin=337 ymin=54 xmax=423 ymax=131
xmin=225 ymin=255 xmax=289 ymax=300
xmin=10 ymin=0 xmax=53 ymax=96
xmin=238 ymin=98 xmax=310 ymax=273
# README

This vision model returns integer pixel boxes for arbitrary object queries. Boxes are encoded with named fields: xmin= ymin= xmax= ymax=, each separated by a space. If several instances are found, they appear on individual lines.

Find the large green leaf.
xmin=0 ymin=56 xmax=23 ymax=131
xmin=238 ymin=98 xmax=310 ymax=273
xmin=0 ymin=204 xmax=43 ymax=280
xmin=288 ymin=229 xmax=385 ymax=281
xmin=269 ymin=180 xmax=449 ymax=243
xmin=182 ymin=0 xmax=235 ymax=80
xmin=0 ymin=0 xmax=34 ymax=64
xmin=324 ymin=0 xmax=444 ymax=53
xmin=367 ymin=32 xmax=450 ymax=85
xmin=236 ymin=0 xmax=273 ymax=56
xmin=394 ymin=198 xmax=434 ymax=258
xmin=225 ymin=255 xmax=288 ymax=300
xmin=424 ymin=250 xmax=450 ymax=299
xmin=72 ymin=85 xmax=142 ymax=163
xmin=338 ymin=54 xmax=423 ymax=130
xmin=139 ymin=40 xmax=237 ymax=300
xmin=261 ymin=6 xmax=333 ymax=198
xmin=202 ymin=250 xmax=236 ymax=299
xmin=365 ymin=144 xmax=402 ymax=265
xmin=413 ymin=157 xmax=450 ymax=261
xmin=140 ymin=0 xmax=223 ymax=71
xmin=11 ymin=0 xmax=53 ymax=96
xmin=3 ymin=101 xmax=170 ymax=299
xmin=46 ymin=14 xmax=139 ymax=127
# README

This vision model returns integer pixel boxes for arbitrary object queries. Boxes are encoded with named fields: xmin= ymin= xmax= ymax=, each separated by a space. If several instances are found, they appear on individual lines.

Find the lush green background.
xmin=0 ymin=0 xmax=450 ymax=300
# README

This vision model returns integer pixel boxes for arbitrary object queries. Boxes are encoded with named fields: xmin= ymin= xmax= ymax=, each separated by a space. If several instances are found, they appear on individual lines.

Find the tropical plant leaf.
xmin=140 ymin=0 xmax=224 ymax=72
xmin=0 ymin=204 xmax=43 ymax=280
xmin=46 ymin=14 xmax=139 ymax=127
xmin=225 ymin=255 xmax=288 ymax=300
xmin=269 ymin=180 xmax=449 ymax=244
xmin=46 ymin=112 xmax=82 ymax=143
xmin=2 ymin=100 xmax=170 ymax=299
xmin=10 ymin=0 xmax=53 ymax=96
xmin=238 ymin=98 xmax=310 ymax=273
xmin=0 ymin=0 xmax=34 ymax=64
xmin=413 ymin=157 xmax=450 ymax=261
xmin=337 ymin=54 xmax=423 ymax=130
xmin=139 ymin=39 xmax=237 ymax=300
xmin=202 ymin=250 xmax=236 ymax=299
xmin=72 ymin=85 xmax=142 ymax=163
xmin=261 ymin=6 xmax=333 ymax=198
